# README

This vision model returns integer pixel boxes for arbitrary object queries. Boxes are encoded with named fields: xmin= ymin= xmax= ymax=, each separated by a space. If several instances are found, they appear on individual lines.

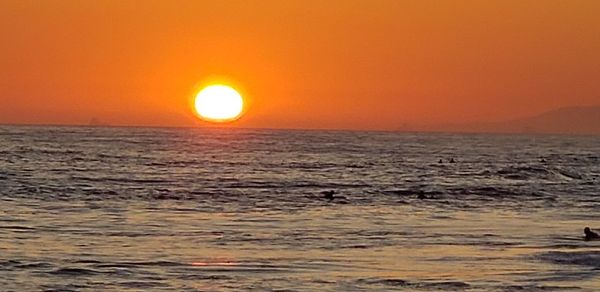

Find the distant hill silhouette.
xmin=424 ymin=105 xmax=600 ymax=135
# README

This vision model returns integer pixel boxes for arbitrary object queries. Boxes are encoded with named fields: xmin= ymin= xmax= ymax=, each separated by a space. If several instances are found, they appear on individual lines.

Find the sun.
xmin=194 ymin=85 xmax=244 ymax=122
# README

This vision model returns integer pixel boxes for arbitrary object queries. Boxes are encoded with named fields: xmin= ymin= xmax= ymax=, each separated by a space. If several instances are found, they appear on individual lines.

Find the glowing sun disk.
xmin=194 ymin=85 xmax=244 ymax=122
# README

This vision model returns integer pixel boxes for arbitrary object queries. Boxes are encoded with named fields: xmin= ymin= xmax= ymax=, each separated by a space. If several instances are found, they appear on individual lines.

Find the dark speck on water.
xmin=321 ymin=190 xmax=335 ymax=200
xmin=1 ymin=126 xmax=600 ymax=291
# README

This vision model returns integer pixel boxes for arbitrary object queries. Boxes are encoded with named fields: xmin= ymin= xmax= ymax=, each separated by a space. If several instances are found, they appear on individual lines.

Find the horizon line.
xmin=1 ymin=121 xmax=598 ymax=137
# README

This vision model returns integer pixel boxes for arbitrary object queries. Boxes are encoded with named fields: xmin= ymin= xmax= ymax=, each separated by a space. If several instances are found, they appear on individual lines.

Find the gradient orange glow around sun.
xmin=194 ymin=85 xmax=244 ymax=122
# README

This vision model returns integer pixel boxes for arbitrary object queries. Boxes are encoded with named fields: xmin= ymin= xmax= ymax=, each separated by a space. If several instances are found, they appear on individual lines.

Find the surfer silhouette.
xmin=321 ymin=190 xmax=335 ymax=200
xmin=584 ymin=227 xmax=599 ymax=241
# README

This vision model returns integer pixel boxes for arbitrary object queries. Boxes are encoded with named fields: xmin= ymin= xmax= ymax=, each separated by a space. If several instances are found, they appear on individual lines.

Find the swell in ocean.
xmin=1 ymin=126 xmax=599 ymax=290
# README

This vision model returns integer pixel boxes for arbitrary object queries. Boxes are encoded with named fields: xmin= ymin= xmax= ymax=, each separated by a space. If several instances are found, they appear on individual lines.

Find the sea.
xmin=1 ymin=125 xmax=599 ymax=291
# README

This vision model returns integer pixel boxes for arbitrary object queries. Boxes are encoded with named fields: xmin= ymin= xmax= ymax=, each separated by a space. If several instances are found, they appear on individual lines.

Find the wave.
xmin=356 ymin=278 xmax=580 ymax=291
xmin=384 ymin=185 xmax=553 ymax=203
xmin=356 ymin=278 xmax=471 ymax=290
xmin=49 ymin=267 xmax=101 ymax=276
xmin=537 ymin=251 xmax=600 ymax=268
xmin=497 ymin=165 xmax=584 ymax=181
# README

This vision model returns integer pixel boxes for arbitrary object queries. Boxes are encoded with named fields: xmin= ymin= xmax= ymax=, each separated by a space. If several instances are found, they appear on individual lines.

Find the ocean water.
xmin=1 ymin=126 xmax=599 ymax=291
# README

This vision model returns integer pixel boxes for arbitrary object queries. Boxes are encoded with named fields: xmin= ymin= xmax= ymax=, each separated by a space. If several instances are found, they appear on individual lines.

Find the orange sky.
xmin=1 ymin=0 xmax=599 ymax=130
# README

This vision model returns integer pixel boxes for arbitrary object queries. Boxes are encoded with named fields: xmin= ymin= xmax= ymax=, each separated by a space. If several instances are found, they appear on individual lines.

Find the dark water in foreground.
xmin=1 ymin=126 xmax=600 ymax=291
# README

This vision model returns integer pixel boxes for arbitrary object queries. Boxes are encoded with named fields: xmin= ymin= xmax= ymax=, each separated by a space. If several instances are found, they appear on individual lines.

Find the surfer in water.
xmin=584 ymin=227 xmax=599 ymax=241
xmin=321 ymin=190 xmax=335 ymax=200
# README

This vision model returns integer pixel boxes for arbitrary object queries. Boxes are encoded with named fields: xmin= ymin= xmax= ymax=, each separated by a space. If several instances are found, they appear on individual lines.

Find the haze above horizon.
xmin=1 ymin=0 xmax=599 ymax=132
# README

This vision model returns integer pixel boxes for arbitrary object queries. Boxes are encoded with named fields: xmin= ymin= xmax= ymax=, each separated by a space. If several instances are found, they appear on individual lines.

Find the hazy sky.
xmin=1 ymin=0 xmax=599 ymax=130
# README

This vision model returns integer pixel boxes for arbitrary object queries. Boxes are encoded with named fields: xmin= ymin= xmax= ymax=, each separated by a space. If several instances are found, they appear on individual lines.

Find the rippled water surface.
xmin=1 ymin=126 xmax=600 ymax=291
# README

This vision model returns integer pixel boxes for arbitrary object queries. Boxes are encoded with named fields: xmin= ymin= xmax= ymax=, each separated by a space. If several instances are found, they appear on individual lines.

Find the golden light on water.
xmin=194 ymin=85 xmax=244 ymax=122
